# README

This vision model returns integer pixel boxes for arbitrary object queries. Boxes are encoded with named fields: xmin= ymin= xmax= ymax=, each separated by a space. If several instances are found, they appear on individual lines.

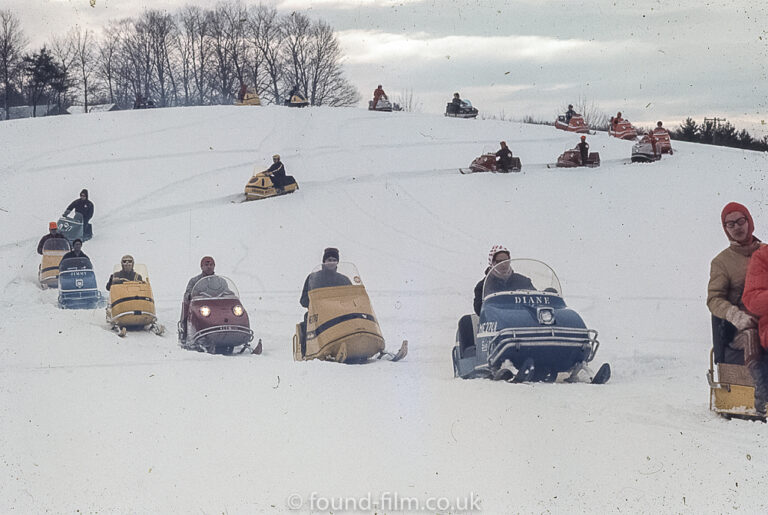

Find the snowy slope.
xmin=2 ymin=106 xmax=768 ymax=513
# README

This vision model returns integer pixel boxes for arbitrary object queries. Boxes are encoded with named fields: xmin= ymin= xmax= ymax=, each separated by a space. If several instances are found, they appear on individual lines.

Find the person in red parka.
xmin=372 ymin=85 xmax=387 ymax=109
xmin=742 ymin=242 xmax=768 ymax=415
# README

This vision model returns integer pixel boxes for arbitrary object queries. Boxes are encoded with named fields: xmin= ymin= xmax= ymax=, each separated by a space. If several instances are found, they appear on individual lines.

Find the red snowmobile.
xmin=553 ymin=148 xmax=600 ymax=168
xmin=460 ymin=152 xmax=522 ymax=174
xmin=554 ymin=113 xmax=590 ymax=133
xmin=651 ymin=127 xmax=674 ymax=154
xmin=608 ymin=118 xmax=638 ymax=140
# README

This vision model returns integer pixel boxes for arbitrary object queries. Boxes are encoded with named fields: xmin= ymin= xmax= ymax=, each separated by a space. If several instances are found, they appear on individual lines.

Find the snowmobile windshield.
xmin=307 ymin=262 xmax=360 ymax=292
xmin=59 ymin=256 xmax=93 ymax=271
xmin=111 ymin=263 xmax=148 ymax=281
xmin=43 ymin=238 xmax=71 ymax=252
xmin=483 ymin=258 xmax=562 ymax=299
xmin=191 ymin=275 xmax=239 ymax=300
xmin=462 ymin=100 xmax=473 ymax=108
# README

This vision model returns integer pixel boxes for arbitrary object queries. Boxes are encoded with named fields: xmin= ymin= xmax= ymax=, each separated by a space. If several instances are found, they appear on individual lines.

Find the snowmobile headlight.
xmin=537 ymin=308 xmax=555 ymax=325
xmin=199 ymin=306 xmax=211 ymax=317
xmin=232 ymin=305 xmax=244 ymax=316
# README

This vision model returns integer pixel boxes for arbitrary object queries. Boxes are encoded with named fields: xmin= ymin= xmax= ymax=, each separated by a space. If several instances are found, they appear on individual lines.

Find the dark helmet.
xmin=580 ymin=135 xmax=586 ymax=140
xmin=568 ymin=104 xmax=573 ymax=108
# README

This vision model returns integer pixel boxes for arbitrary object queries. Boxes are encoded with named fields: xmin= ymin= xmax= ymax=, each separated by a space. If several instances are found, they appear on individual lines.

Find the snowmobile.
xmin=57 ymin=213 xmax=84 ymax=243
xmin=554 ymin=148 xmax=600 ymax=168
xmin=284 ymin=92 xmax=309 ymax=108
xmin=554 ymin=113 xmax=590 ymax=133
xmin=707 ymin=316 xmax=765 ymax=420
xmin=453 ymin=259 xmax=610 ymax=383
xmin=178 ymin=275 xmax=254 ymax=354
xmin=133 ymin=98 xmax=156 ymax=109
xmin=631 ymin=135 xmax=662 ymax=163
xmin=106 ymin=263 xmax=164 ymax=337
xmin=608 ymin=119 xmax=638 ymax=140
xmin=368 ymin=98 xmax=393 ymax=112
xmin=293 ymin=262 xmax=407 ymax=364
xmin=38 ymin=238 xmax=70 ymax=289
xmin=459 ymin=152 xmax=522 ymax=174
xmin=445 ymin=99 xmax=478 ymax=119
xmin=244 ymin=169 xmax=299 ymax=201
xmin=234 ymin=88 xmax=261 ymax=106
xmin=651 ymin=127 xmax=674 ymax=154
xmin=58 ymin=256 xmax=105 ymax=309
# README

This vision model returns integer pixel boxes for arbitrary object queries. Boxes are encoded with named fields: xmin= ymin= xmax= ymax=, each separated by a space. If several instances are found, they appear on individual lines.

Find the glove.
xmin=725 ymin=305 xmax=757 ymax=331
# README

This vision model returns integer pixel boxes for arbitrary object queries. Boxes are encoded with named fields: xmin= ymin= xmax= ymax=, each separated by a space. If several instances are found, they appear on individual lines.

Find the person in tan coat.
xmin=707 ymin=202 xmax=767 ymax=412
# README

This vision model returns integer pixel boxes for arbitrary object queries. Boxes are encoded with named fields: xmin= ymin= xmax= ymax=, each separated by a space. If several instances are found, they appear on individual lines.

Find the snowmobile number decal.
xmin=514 ymin=295 xmax=551 ymax=305
xmin=478 ymin=321 xmax=497 ymax=333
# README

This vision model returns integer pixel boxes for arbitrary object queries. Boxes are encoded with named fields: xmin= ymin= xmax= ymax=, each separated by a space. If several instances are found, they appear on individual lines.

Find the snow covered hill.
xmin=1 ymin=106 xmax=768 ymax=513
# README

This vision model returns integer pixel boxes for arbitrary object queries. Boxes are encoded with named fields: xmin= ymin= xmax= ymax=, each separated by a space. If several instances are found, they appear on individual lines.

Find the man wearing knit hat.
xmin=62 ymin=189 xmax=94 ymax=240
xmin=179 ymin=256 xmax=216 ymax=340
xmin=708 ymin=202 xmax=768 ymax=413
xmin=106 ymin=255 xmax=143 ymax=290
xmin=299 ymin=247 xmax=351 ymax=308
xmin=37 ymin=221 xmax=67 ymax=255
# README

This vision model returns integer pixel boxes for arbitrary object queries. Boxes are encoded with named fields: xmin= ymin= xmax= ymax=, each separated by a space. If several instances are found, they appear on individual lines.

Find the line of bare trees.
xmin=0 ymin=3 xmax=360 ymax=119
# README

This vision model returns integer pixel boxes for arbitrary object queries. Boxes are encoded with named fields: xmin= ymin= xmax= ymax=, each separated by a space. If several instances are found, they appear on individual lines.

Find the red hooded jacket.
xmin=743 ymin=246 xmax=768 ymax=349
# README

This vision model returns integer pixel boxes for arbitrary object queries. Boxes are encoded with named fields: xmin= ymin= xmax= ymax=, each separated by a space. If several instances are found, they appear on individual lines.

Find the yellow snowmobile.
xmin=38 ymin=238 xmax=70 ymax=289
xmin=106 ymin=263 xmax=165 ymax=337
xmin=707 ymin=316 xmax=765 ymax=420
xmin=244 ymin=168 xmax=299 ymax=201
xmin=293 ymin=262 xmax=407 ymax=363
xmin=234 ymin=88 xmax=261 ymax=106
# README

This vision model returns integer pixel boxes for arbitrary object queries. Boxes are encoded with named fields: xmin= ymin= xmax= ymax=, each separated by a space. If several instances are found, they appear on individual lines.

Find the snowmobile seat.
xmin=711 ymin=315 xmax=742 ymax=365
xmin=456 ymin=314 xmax=478 ymax=358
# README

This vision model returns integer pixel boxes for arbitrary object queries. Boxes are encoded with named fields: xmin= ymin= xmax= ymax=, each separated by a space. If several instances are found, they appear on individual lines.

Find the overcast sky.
xmin=8 ymin=0 xmax=768 ymax=134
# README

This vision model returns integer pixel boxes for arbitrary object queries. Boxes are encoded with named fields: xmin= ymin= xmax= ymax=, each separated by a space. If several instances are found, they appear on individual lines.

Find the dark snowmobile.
xmin=631 ymin=135 xmax=662 ymax=163
xmin=57 ymin=213 xmax=84 ymax=243
xmin=554 ymin=148 xmax=600 ymax=168
xmin=368 ymin=98 xmax=393 ymax=112
xmin=459 ymin=152 xmax=521 ymax=174
xmin=453 ymin=259 xmax=610 ymax=383
xmin=58 ymin=256 xmax=105 ymax=309
xmin=445 ymin=99 xmax=478 ymax=119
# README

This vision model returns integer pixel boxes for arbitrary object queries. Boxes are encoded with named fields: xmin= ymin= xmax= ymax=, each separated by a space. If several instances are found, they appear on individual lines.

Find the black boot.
xmin=750 ymin=360 xmax=768 ymax=416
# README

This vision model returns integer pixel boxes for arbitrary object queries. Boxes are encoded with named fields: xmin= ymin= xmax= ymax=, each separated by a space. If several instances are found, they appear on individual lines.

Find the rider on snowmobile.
xmin=372 ymin=85 xmax=388 ymax=109
xmin=37 ymin=221 xmax=67 ymax=255
xmin=577 ymin=135 xmax=589 ymax=165
xmin=106 ymin=255 xmax=143 ymax=290
xmin=495 ymin=141 xmax=514 ymax=172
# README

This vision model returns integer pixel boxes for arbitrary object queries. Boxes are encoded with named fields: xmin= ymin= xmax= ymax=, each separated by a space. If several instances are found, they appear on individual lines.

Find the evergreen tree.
xmin=23 ymin=46 xmax=67 ymax=116
xmin=675 ymin=117 xmax=699 ymax=142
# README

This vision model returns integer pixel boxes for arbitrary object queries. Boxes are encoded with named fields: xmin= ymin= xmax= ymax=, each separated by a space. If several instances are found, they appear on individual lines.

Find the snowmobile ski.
xmin=492 ymin=367 xmax=514 ymax=381
xmin=591 ymin=363 xmax=611 ymax=384
xmin=378 ymin=340 xmax=408 ymax=362
xmin=251 ymin=339 xmax=263 ymax=355
xmin=512 ymin=357 xmax=535 ymax=383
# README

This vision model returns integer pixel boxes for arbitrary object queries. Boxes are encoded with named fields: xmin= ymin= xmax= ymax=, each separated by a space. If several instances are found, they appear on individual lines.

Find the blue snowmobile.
xmin=453 ymin=259 xmax=610 ymax=383
xmin=58 ymin=256 xmax=105 ymax=309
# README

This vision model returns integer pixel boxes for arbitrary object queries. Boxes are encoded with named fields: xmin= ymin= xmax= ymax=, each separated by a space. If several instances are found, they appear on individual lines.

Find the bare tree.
xmin=68 ymin=26 xmax=98 ymax=111
xmin=249 ymin=5 xmax=283 ymax=104
xmin=394 ymin=88 xmax=420 ymax=112
xmin=208 ymin=2 xmax=247 ymax=103
xmin=178 ymin=6 xmax=213 ymax=105
xmin=294 ymin=20 xmax=357 ymax=107
xmin=0 ymin=10 xmax=27 ymax=120
xmin=571 ymin=95 xmax=608 ymax=130
xmin=281 ymin=12 xmax=312 ymax=98
xmin=98 ymin=22 xmax=122 ymax=104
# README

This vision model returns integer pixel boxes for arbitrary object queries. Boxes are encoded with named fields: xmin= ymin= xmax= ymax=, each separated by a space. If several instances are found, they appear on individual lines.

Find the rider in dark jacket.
xmin=495 ymin=141 xmax=514 ymax=172
xmin=577 ymin=136 xmax=590 ymax=165
xmin=62 ymin=189 xmax=94 ymax=240
xmin=266 ymin=154 xmax=287 ymax=191
xmin=37 ymin=222 xmax=68 ymax=254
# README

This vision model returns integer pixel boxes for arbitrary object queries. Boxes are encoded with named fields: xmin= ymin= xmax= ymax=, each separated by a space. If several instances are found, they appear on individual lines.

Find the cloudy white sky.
xmin=8 ymin=0 xmax=768 ymax=133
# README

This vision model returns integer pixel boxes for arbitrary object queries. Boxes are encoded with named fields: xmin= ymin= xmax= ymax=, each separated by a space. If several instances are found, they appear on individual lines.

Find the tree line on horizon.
xmin=0 ymin=4 xmax=360 ymax=119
